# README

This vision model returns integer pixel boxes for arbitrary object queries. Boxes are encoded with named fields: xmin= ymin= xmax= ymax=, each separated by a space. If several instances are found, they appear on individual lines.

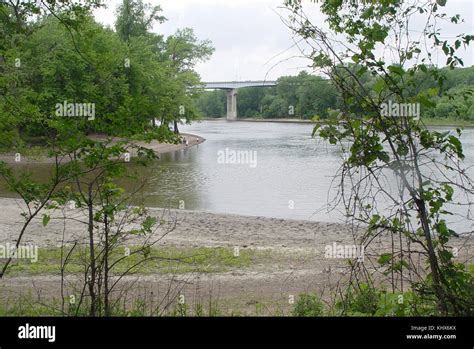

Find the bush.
xmin=337 ymin=284 xmax=379 ymax=316
xmin=337 ymin=285 xmax=440 ymax=316
xmin=292 ymin=293 xmax=324 ymax=317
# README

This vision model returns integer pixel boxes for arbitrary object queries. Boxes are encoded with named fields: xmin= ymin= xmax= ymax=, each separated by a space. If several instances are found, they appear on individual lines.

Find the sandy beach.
xmin=0 ymin=133 xmax=205 ymax=164
xmin=0 ymin=198 xmax=354 ymax=249
xmin=0 ymin=196 xmax=472 ymax=315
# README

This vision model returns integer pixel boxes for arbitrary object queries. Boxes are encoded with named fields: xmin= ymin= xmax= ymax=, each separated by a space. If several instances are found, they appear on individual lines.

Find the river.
xmin=2 ymin=120 xmax=473 ymax=231
xmin=126 ymin=120 xmax=474 ymax=232
xmin=128 ymin=120 xmax=342 ymax=222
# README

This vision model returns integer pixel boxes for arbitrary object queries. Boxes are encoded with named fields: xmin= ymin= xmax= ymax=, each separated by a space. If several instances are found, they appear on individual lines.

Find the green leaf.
xmin=388 ymin=65 xmax=404 ymax=76
xmin=419 ymin=94 xmax=436 ymax=108
xmin=378 ymin=253 xmax=392 ymax=265
xmin=373 ymin=79 xmax=385 ymax=94
xmin=142 ymin=216 xmax=157 ymax=233
xmin=448 ymin=135 xmax=464 ymax=158
xmin=312 ymin=124 xmax=320 ymax=137
xmin=42 ymin=214 xmax=51 ymax=227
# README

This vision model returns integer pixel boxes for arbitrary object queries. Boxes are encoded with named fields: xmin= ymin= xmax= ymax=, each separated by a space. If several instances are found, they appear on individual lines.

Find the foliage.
xmin=0 ymin=0 xmax=214 ymax=148
xmin=196 ymin=71 xmax=338 ymax=119
xmin=196 ymin=64 xmax=474 ymax=121
xmin=292 ymin=293 xmax=324 ymax=316
xmin=286 ymin=0 xmax=474 ymax=316
xmin=0 ymin=0 xmax=215 ymax=317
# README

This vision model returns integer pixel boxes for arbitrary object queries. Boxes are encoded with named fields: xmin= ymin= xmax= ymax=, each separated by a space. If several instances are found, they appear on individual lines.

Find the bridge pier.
xmin=202 ymin=81 xmax=277 ymax=120
xmin=226 ymin=89 xmax=238 ymax=120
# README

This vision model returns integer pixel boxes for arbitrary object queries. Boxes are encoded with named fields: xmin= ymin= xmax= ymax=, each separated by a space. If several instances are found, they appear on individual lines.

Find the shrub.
xmin=337 ymin=283 xmax=379 ymax=316
xmin=292 ymin=293 xmax=324 ymax=317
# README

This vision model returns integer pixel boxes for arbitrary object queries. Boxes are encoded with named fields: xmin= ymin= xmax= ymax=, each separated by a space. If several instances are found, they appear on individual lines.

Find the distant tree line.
xmin=195 ymin=66 xmax=474 ymax=121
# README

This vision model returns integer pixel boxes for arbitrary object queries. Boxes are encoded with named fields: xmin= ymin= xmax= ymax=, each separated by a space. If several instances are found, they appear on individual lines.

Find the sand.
xmin=0 ymin=196 xmax=472 ymax=315
xmin=0 ymin=133 xmax=205 ymax=164
xmin=0 ymin=197 xmax=354 ymax=249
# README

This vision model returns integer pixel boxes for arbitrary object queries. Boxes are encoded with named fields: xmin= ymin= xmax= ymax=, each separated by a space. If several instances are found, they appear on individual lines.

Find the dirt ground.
xmin=0 ymin=198 xmax=472 ymax=315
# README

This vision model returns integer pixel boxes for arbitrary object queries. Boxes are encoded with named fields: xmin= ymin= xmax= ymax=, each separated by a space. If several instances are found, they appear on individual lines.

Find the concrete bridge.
xmin=203 ymin=81 xmax=277 ymax=120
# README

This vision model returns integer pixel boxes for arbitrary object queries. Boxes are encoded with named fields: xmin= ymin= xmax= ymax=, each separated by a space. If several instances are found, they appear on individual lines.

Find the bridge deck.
xmin=203 ymin=81 xmax=277 ymax=89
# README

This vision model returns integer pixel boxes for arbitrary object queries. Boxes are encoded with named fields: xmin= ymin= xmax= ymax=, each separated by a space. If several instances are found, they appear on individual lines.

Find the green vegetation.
xmin=0 ymin=0 xmax=215 ymax=316
xmin=0 ymin=293 xmax=220 ymax=317
xmin=291 ymin=287 xmax=437 ymax=317
xmin=286 ymin=0 xmax=474 ymax=316
xmin=0 ymin=0 xmax=213 ymax=151
xmin=292 ymin=293 xmax=324 ymax=317
xmin=196 ymin=67 xmax=474 ymax=124
xmin=8 ymin=246 xmax=263 ymax=275
xmin=2 ymin=281 xmax=463 ymax=317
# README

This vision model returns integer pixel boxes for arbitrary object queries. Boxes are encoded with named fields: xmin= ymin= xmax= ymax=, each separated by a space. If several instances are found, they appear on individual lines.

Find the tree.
xmin=164 ymin=28 xmax=214 ymax=133
xmin=285 ymin=0 xmax=474 ymax=315
xmin=195 ymin=90 xmax=226 ymax=118
xmin=115 ymin=0 xmax=166 ymax=42
xmin=0 ymin=1 xmax=210 ymax=313
xmin=237 ymin=87 xmax=267 ymax=118
xmin=296 ymin=75 xmax=337 ymax=119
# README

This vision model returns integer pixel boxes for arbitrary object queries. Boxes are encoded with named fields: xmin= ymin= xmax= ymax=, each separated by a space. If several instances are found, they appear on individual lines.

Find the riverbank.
xmin=419 ymin=117 xmax=474 ymax=128
xmin=0 ymin=133 xmax=205 ymax=164
xmin=203 ymin=117 xmax=316 ymax=124
xmin=203 ymin=117 xmax=474 ymax=127
xmin=0 ymin=197 xmax=355 ymax=249
xmin=0 ymin=197 xmax=472 ymax=315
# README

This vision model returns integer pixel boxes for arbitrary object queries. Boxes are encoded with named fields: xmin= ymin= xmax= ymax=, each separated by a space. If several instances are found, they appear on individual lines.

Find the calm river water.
xmin=2 ymin=120 xmax=473 ymax=231
xmin=130 ymin=120 xmax=474 ymax=231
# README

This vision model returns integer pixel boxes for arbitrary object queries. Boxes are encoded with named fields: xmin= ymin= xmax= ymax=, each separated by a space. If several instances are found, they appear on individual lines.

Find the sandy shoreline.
xmin=0 ymin=197 xmax=356 ymax=314
xmin=0 ymin=133 xmax=205 ymax=164
xmin=0 ymin=197 xmax=472 ymax=315
xmin=0 ymin=197 xmax=355 ymax=250
xmin=1 ymin=196 xmax=470 ymax=250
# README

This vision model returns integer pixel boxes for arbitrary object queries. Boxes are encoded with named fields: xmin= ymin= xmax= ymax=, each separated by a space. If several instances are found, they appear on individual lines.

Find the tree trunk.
xmin=173 ymin=120 xmax=179 ymax=134
xmin=104 ymin=204 xmax=110 ymax=317
xmin=416 ymin=198 xmax=448 ymax=314
xmin=87 ymin=186 xmax=97 ymax=316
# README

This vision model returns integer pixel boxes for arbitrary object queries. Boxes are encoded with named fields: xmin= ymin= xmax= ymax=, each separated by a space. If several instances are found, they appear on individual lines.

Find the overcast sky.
xmin=94 ymin=0 xmax=474 ymax=82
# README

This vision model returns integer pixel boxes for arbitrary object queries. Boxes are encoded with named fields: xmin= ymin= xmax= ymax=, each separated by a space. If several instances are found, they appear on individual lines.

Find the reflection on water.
xmin=1 ymin=121 xmax=473 ymax=230
xmin=120 ymin=120 xmax=343 ymax=222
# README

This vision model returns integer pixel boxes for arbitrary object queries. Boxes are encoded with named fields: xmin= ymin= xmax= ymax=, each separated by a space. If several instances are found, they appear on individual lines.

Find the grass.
xmin=6 ymin=245 xmax=272 ymax=276
xmin=0 ymin=291 xmax=292 ymax=317
xmin=0 ymin=294 xmax=250 ymax=317
xmin=0 ymin=297 xmax=61 ymax=316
